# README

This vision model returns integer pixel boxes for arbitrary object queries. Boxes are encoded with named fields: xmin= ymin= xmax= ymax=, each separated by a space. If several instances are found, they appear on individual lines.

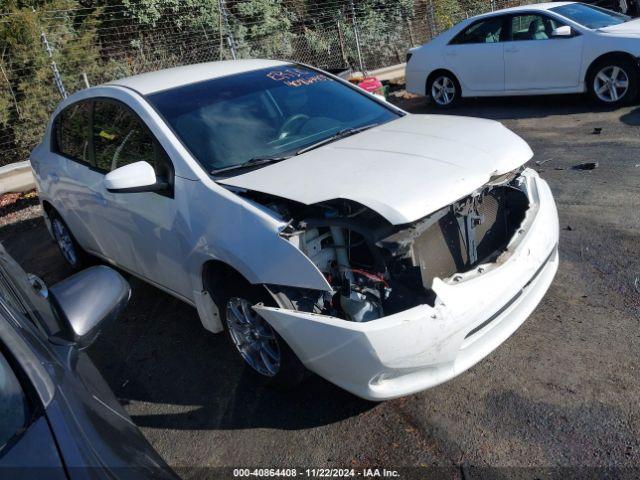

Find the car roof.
xmin=473 ymin=1 xmax=575 ymax=18
xmin=106 ymin=59 xmax=290 ymax=95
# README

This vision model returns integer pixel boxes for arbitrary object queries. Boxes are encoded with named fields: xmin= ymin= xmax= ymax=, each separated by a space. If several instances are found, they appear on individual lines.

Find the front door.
xmin=444 ymin=15 xmax=507 ymax=92
xmin=504 ymin=13 xmax=584 ymax=91
xmin=91 ymin=99 xmax=191 ymax=298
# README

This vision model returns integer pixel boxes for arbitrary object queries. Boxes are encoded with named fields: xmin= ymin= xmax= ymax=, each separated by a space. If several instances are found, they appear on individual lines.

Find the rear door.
xmin=51 ymin=100 xmax=106 ymax=254
xmin=444 ymin=15 xmax=507 ymax=92
xmin=503 ymin=13 xmax=584 ymax=91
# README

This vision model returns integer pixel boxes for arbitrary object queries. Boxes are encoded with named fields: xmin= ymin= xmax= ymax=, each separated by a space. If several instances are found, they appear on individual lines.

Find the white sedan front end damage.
xmin=254 ymin=169 xmax=558 ymax=401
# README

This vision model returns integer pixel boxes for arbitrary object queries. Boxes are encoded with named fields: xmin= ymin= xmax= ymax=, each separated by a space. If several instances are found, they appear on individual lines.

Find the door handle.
xmin=49 ymin=173 xmax=59 ymax=183
xmin=445 ymin=51 xmax=457 ymax=57
xmin=505 ymin=47 xmax=518 ymax=53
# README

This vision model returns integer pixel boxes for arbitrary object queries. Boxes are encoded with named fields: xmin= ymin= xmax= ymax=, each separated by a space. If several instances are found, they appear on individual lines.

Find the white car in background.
xmin=406 ymin=2 xmax=640 ymax=107
xmin=30 ymin=60 xmax=558 ymax=400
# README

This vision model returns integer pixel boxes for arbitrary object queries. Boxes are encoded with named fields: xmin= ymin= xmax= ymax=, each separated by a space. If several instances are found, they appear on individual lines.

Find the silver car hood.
xmin=219 ymin=114 xmax=533 ymax=225
xmin=599 ymin=19 xmax=640 ymax=36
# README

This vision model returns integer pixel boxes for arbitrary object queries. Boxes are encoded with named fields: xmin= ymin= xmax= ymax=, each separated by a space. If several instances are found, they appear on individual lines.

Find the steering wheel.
xmin=278 ymin=114 xmax=310 ymax=140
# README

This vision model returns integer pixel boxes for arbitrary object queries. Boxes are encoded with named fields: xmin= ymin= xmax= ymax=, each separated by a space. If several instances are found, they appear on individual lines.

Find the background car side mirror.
xmin=104 ymin=161 xmax=168 ymax=193
xmin=48 ymin=266 xmax=130 ymax=350
xmin=551 ymin=26 xmax=573 ymax=38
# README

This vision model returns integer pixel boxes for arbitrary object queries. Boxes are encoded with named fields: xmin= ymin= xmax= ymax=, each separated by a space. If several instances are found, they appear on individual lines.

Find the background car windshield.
xmin=147 ymin=66 xmax=399 ymax=173
xmin=550 ymin=3 xmax=629 ymax=28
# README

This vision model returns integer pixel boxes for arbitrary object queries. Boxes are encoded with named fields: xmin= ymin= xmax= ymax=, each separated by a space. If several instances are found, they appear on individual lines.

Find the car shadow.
xmin=391 ymin=92 xmax=640 ymax=122
xmin=90 ymin=277 xmax=377 ymax=431
xmin=620 ymin=106 xmax=640 ymax=125
xmin=0 ymin=216 xmax=376 ymax=431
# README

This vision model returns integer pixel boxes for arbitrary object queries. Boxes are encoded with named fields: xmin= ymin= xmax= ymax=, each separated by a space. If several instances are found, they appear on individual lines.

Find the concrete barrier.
xmin=369 ymin=63 xmax=405 ymax=82
xmin=0 ymin=161 xmax=35 ymax=195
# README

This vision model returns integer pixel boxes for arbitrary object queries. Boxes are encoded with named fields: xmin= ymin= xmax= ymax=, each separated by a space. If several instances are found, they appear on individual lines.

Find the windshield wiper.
xmin=211 ymin=154 xmax=291 ymax=175
xmin=295 ymin=123 xmax=380 ymax=155
xmin=211 ymin=123 xmax=380 ymax=175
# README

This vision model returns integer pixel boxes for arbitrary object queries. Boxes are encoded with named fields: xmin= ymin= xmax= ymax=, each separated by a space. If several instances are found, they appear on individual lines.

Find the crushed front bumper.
xmin=255 ymin=169 xmax=559 ymax=401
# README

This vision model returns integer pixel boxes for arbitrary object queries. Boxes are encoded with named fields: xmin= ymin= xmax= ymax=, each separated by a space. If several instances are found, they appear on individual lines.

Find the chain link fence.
xmin=0 ymin=0 xmax=534 ymax=168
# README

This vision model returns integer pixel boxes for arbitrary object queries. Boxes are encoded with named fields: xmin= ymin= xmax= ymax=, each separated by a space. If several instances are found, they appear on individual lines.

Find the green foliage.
xmin=228 ymin=0 xmax=294 ymax=59
xmin=0 ymin=0 xmax=504 ymax=166
xmin=0 ymin=1 xmax=117 ymax=165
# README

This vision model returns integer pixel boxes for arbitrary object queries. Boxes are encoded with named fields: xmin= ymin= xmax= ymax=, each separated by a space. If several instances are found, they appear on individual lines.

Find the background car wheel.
xmin=48 ymin=210 xmax=90 ymax=270
xmin=589 ymin=57 xmax=638 ymax=106
xmin=428 ymin=72 xmax=460 ymax=108
xmin=220 ymin=281 xmax=306 ymax=389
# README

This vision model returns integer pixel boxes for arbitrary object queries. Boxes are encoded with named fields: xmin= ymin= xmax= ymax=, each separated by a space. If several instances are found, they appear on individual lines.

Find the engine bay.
xmin=240 ymin=170 xmax=530 ymax=322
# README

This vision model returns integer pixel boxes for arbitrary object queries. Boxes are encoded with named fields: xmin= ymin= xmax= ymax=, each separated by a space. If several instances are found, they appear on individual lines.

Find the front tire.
xmin=589 ymin=57 xmax=638 ymax=106
xmin=220 ymin=281 xmax=306 ymax=389
xmin=428 ymin=72 xmax=461 ymax=108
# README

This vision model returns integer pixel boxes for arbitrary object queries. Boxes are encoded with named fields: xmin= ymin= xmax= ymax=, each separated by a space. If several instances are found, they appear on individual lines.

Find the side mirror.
xmin=104 ymin=161 xmax=168 ymax=193
xmin=48 ymin=266 xmax=130 ymax=349
xmin=551 ymin=25 xmax=573 ymax=37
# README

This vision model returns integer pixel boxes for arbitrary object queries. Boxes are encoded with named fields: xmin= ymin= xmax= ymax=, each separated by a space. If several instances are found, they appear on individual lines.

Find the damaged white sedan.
xmin=31 ymin=60 xmax=559 ymax=400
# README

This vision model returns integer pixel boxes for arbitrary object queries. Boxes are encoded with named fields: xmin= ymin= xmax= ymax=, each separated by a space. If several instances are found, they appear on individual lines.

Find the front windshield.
xmin=550 ymin=3 xmax=630 ymax=29
xmin=147 ymin=65 xmax=399 ymax=174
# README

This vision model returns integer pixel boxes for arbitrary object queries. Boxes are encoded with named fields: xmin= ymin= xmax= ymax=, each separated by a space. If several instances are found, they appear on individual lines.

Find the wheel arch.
xmin=198 ymin=258 xmax=291 ymax=334
xmin=426 ymin=68 xmax=461 ymax=97
xmin=202 ymin=259 xmax=249 ymax=299
xmin=585 ymin=51 xmax=639 ymax=85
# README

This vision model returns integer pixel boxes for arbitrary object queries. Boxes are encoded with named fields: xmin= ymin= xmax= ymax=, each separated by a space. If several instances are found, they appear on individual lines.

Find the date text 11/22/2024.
xmin=233 ymin=468 xmax=401 ymax=478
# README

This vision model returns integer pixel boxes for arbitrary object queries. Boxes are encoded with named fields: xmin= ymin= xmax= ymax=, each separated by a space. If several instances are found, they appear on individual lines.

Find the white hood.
xmin=219 ymin=114 xmax=533 ymax=225
xmin=599 ymin=18 xmax=640 ymax=36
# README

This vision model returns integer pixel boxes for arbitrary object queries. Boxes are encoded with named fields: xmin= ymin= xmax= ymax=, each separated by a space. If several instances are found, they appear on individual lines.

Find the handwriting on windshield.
xmin=267 ymin=68 xmax=331 ymax=87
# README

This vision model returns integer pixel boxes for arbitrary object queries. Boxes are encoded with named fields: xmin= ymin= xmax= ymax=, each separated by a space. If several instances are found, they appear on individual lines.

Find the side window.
xmin=55 ymin=101 xmax=92 ymax=163
xmin=93 ymin=100 xmax=158 ymax=173
xmin=510 ymin=14 xmax=562 ymax=41
xmin=0 ymin=350 xmax=30 ymax=453
xmin=451 ymin=17 xmax=504 ymax=44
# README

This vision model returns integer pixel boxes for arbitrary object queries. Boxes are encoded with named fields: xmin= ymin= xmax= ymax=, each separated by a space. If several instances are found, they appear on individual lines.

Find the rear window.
xmin=451 ymin=16 xmax=505 ymax=44
xmin=54 ymin=100 xmax=92 ymax=163
xmin=550 ymin=3 xmax=629 ymax=28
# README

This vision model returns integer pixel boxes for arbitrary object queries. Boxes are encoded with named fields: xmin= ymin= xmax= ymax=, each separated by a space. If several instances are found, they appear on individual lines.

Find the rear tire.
xmin=588 ymin=57 xmax=638 ymax=106
xmin=47 ymin=210 xmax=90 ymax=270
xmin=219 ymin=279 xmax=306 ymax=389
xmin=427 ymin=72 xmax=461 ymax=108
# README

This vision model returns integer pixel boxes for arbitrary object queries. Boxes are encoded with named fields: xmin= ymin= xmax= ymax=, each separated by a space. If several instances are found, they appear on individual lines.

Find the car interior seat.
xmin=528 ymin=18 xmax=548 ymax=40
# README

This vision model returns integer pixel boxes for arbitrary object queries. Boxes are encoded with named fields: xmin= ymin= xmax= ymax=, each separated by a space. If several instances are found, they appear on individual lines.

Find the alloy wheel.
xmin=52 ymin=218 xmax=78 ymax=267
xmin=594 ymin=65 xmax=629 ymax=103
xmin=431 ymin=75 xmax=456 ymax=106
xmin=226 ymin=297 xmax=281 ymax=377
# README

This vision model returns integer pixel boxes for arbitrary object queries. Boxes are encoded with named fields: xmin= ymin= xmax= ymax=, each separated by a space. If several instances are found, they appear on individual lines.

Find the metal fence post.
xmin=219 ymin=0 xmax=237 ymax=60
xmin=40 ymin=30 xmax=67 ymax=99
xmin=34 ymin=8 xmax=67 ymax=99
xmin=349 ymin=0 xmax=365 ymax=74
xmin=428 ymin=0 xmax=437 ymax=40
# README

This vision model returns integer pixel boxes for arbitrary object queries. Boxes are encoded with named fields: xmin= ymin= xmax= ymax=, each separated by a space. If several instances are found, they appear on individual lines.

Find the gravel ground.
xmin=1 ymin=92 xmax=638 ymax=479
